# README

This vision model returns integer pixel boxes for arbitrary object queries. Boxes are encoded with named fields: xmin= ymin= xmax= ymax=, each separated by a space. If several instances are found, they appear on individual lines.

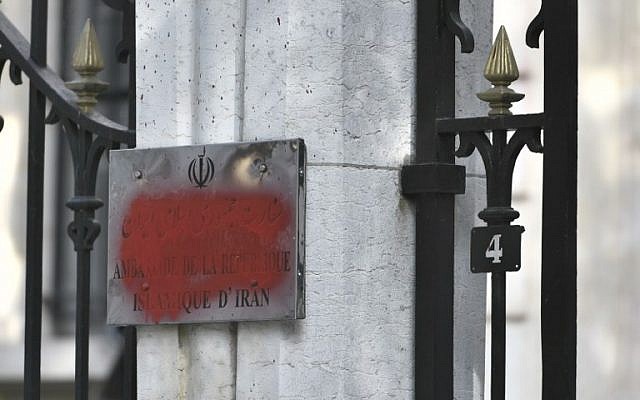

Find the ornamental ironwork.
xmin=402 ymin=1 xmax=577 ymax=400
xmin=0 ymin=1 xmax=137 ymax=399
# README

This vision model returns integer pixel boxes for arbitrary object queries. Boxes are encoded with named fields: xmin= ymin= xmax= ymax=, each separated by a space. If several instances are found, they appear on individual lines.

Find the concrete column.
xmin=136 ymin=1 xmax=245 ymax=398
xmin=136 ymin=0 xmax=492 ymax=398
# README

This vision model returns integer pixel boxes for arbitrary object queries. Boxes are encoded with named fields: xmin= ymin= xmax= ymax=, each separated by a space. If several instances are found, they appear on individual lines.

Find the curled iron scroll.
xmin=455 ymin=131 xmax=493 ymax=174
xmin=0 ymin=53 xmax=23 ymax=131
xmin=8 ymin=61 xmax=22 ymax=84
xmin=103 ymin=0 xmax=135 ymax=63
xmin=443 ymin=0 xmax=475 ymax=53
xmin=503 ymin=127 xmax=543 ymax=185
xmin=526 ymin=3 xmax=544 ymax=49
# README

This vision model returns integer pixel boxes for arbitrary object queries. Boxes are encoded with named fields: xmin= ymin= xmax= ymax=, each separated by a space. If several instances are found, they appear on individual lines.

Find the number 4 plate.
xmin=470 ymin=225 xmax=525 ymax=273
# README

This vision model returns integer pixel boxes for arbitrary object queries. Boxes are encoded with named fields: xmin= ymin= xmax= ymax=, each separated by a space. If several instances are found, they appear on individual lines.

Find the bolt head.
xmin=134 ymin=170 xmax=143 ymax=179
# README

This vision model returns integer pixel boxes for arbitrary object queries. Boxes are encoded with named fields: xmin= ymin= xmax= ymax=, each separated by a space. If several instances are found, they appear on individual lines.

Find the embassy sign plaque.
xmin=107 ymin=139 xmax=306 ymax=325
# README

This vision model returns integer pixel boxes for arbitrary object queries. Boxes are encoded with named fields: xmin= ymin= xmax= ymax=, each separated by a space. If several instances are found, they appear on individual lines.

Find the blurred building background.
xmin=0 ymin=0 xmax=638 ymax=399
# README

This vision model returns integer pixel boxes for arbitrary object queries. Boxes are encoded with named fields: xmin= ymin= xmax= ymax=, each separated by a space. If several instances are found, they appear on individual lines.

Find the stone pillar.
xmin=136 ymin=2 xmax=244 ymax=398
xmin=136 ymin=0 xmax=492 ymax=398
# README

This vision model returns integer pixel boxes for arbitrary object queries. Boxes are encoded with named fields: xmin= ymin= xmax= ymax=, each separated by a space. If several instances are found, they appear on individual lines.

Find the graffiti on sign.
xmin=107 ymin=140 xmax=306 ymax=325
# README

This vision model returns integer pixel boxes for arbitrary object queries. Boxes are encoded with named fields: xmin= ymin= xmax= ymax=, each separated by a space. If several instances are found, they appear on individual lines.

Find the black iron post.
xmin=541 ymin=1 xmax=578 ymax=398
xmin=103 ymin=1 xmax=138 ymax=397
xmin=62 ymin=19 xmax=111 ymax=400
xmin=24 ymin=1 xmax=47 ymax=399
xmin=485 ymin=129 xmax=509 ymax=400
xmin=64 ymin=133 xmax=106 ymax=400
xmin=414 ymin=1 xmax=455 ymax=398
xmin=118 ymin=1 xmax=138 ymax=397
xmin=404 ymin=1 xmax=473 ymax=398
xmin=67 ymin=191 xmax=103 ymax=400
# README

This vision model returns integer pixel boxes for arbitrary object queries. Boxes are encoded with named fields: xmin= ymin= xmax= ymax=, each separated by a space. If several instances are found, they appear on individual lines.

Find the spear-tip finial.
xmin=66 ymin=19 xmax=108 ymax=112
xmin=477 ymin=26 xmax=524 ymax=116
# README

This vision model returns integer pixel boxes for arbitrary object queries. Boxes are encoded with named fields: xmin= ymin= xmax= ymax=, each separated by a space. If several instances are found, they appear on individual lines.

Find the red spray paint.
xmin=116 ymin=190 xmax=293 ymax=323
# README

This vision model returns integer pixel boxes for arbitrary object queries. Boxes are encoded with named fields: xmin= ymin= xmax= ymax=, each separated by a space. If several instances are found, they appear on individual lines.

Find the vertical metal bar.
xmin=52 ymin=0 xmax=73 ymax=336
xmin=30 ymin=0 xmax=48 ymax=64
xmin=123 ymin=327 xmax=137 ymax=400
xmin=123 ymin=3 xmax=137 ymax=398
xmin=416 ymin=1 xmax=455 ymax=161
xmin=73 ymin=127 xmax=90 ymax=400
xmin=415 ymin=1 xmax=456 ymax=399
xmin=68 ymin=141 xmax=104 ymax=400
xmin=24 ymin=1 xmax=48 ymax=399
xmin=126 ymin=5 xmax=136 ymax=133
xmin=488 ymin=129 xmax=508 ymax=400
xmin=541 ymin=0 xmax=578 ymax=399
xmin=75 ymin=245 xmax=91 ymax=400
xmin=490 ymin=272 xmax=506 ymax=400
xmin=67 ymin=142 xmax=104 ymax=400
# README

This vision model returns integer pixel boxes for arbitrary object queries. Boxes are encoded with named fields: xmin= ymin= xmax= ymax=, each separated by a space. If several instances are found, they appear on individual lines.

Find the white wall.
xmin=136 ymin=0 xmax=492 ymax=398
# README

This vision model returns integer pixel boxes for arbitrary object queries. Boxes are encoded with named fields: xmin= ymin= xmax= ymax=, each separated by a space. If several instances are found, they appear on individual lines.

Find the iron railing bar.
xmin=74 ymin=246 xmax=91 ymax=400
xmin=413 ymin=1 xmax=456 ymax=399
xmin=123 ymin=327 xmax=136 ymax=399
xmin=24 ymin=1 xmax=48 ymax=399
xmin=541 ymin=0 xmax=578 ymax=398
xmin=122 ymin=1 xmax=137 ymax=397
xmin=51 ymin=0 xmax=73 ymax=337
xmin=491 ymin=272 xmax=506 ymax=400
xmin=488 ymin=128 xmax=508 ymax=400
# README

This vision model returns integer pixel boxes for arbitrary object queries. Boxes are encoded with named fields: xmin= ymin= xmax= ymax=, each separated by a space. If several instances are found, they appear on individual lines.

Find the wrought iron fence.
xmin=402 ymin=0 xmax=577 ymax=399
xmin=0 ymin=0 xmax=136 ymax=398
xmin=0 ymin=0 xmax=576 ymax=399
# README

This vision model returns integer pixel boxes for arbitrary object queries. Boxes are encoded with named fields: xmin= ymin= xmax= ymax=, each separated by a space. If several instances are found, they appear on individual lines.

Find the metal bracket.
xmin=442 ymin=0 xmax=475 ymax=53
xmin=526 ymin=4 xmax=544 ymax=49
xmin=401 ymin=163 xmax=466 ymax=195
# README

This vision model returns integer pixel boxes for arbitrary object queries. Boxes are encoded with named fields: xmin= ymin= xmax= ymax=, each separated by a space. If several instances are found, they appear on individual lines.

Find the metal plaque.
xmin=470 ymin=225 xmax=524 ymax=273
xmin=107 ymin=139 xmax=306 ymax=325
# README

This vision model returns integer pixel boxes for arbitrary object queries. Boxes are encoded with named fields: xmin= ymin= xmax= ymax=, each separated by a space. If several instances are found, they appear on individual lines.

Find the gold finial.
xmin=477 ymin=26 xmax=524 ymax=116
xmin=66 ymin=19 xmax=108 ymax=112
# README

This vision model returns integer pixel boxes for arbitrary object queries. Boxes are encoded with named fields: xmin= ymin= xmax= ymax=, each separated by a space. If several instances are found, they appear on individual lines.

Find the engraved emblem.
xmin=188 ymin=147 xmax=215 ymax=188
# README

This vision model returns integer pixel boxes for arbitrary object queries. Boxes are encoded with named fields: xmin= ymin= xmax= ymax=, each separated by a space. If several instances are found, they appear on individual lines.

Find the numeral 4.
xmin=485 ymin=234 xmax=503 ymax=264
